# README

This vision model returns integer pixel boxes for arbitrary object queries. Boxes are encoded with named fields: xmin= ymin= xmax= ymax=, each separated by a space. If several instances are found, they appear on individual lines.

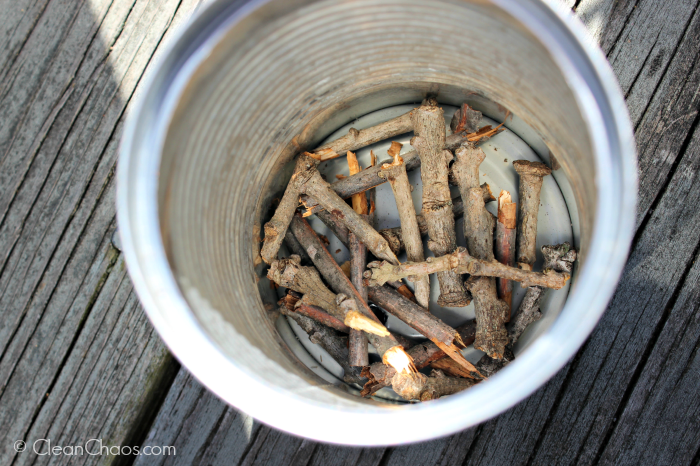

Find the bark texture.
xmin=513 ymin=160 xmax=552 ymax=270
xmin=412 ymin=102 xmax=469 ymax=307
xmin=367 ymin=247 xmax=570 ymax=290
xmin=302 ymin=169 xmax=398 ymax=264
xmin=391 ymin=369 xmax=476 ymax=402
xmin=378 ymin=183 xmax=494 ymax=255
xmin=267 ymin=256 xmax=388 ymax=337
xmin=450 ymin=103 xmax=482 ymax=134
xmin=286 ymin=218 xmax=401 ymax=356
xmin=495 ymin=190 xmax=517 ymax=310
xmin=360 ymin=321 xmax=476 ymax=396
xmin=310 ymin=110 xmax=414 ymax=161
xmin=476 ymin=243 xmax=577 ymax=377
xmin=347 ymin=152 xmax=369 ymax=367
xmin=260 ymin=154 xmax=317 ymax=264
xmin=295 ymin=303 xmax=351 ymax=334
xmin=300 ymin=129 xmax=499 ymax=215
xmin=381 ymin=143 xmax=430 ymax=308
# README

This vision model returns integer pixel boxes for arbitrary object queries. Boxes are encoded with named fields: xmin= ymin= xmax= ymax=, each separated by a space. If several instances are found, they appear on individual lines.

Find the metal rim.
xmin=116 ymin=0 xmax=637 ymax=445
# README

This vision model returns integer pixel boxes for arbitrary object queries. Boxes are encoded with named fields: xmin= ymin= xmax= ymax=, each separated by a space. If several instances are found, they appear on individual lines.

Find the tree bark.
xmin=260 ymin=154 xmax=317 ymax=264
xmin=377 ymin=184 xmax=495 ymax=255
xmin=513 ymin=160 xmax=552 ymax=270
xmin=287 ymin=217 xmax=403 ymax=357
xmin=310 ymin=110 xmax=414 ymax=161
xmin=367 ymin=246 xmax=570 ymax=290
xmin=476 ymin=243 xmax=577 ymax=377
xmin=300 ymin=129 xmax=497 ymax=216
xmin=391 ymin=369 xmax=477 ymax=402
xmin=381 ymin=142 xmax=431 ymax=308
xmin=495 ymin=190 xmax=517 ymax=312
xmin=412 ymin=101 xmax=469 ymax=307
xmin=347 ymin=151 xmax=369 ymax=367
xmin=360 ymin=321 xmax=476 ymax=396
xmin=302 ymin=168 xmax=399 ymax=264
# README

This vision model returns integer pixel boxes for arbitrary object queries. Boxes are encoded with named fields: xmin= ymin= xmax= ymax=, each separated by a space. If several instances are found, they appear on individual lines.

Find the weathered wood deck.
xmin=1 ymin=0 xmax=699 ymax=464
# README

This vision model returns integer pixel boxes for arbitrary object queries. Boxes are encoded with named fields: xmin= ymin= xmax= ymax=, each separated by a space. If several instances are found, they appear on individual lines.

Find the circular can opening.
xmin=117 ymin=0 xmax=636 ymax=445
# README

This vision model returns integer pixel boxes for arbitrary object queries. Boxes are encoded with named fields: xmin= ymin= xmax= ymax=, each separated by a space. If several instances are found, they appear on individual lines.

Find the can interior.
xmin=156 ymin=0 xmax=595 ymax=413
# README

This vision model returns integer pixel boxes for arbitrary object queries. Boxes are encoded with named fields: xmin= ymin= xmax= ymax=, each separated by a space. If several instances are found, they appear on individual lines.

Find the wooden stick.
xmin=309 ymin=110 xmax=415 ymax=161
xmin=450 ymin=103 xmax=482 ymax=134
xmin=286 ymin=217 xmax=405 ymax=357
xmin=381 ymin=142 xmax=431 ymax=308
xmin=268 ymin=257 xmax=388 ymax=336
xmin=513 ymin=160 xmax=552 ymax=270
xmin=260 ymin=154 xmax=317 ymax=264
xmin=378 ymin=184 xmax=495 ymax=255
xmin=495 ymin=190 xmax=517 ymax=312
xmin=368 ymin=285 xmax=482 ymax=378
xmin=476 ymin=243 xmax=577 ymax=377
xmin=391 ymin=369 xmax=477 ymax=402
xmin=300 ymin=128 xmax=499 ymax=216
xmin=411 ymin=100 xmax=470 ymax=307
xmin=295 ymin=303 xmax=351 ymax=333
xmin=302 ymin=167 xmax=399 ymax=264
xmin=280 ymin=307 xmax=364 ymax=385
xmin=367 ymin=246 xmax=570 ymax=290
xmin=347 ymin=151 xmax=369 ymax=367
xmin=360 ymin=321 xmax=476 ymax=396
xmin=283 ymin=229 xmax=310 ymax=263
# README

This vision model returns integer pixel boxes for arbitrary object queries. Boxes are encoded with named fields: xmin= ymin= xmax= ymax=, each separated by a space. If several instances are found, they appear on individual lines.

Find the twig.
xmin=367 ymin=246 xmax=570 ymax=290
xmin=300 ymin=128 xmax=499 ymax=216
xmin=280 ymin=307 xmax=364 ymax=385
xmin=295 ymin=303 xmax=351 ymax=333
xmin=360 ymin=321 xmax=476 ymax=396
xmin=302 ymin=167 xmax=399 ymax=264
xmin=315 ymin=208 xmax=418 ymax=303
xmin=378 ymin=184 xmax=495 ymax=255
xmin=287 ymin=217 xmax=406 ymax=358
xmin=450 ymin=103 xmax=482 ymax=134
xmin=283 ymin=230 xmax=310 ymax=263
xmin=513 ymin=160 xmax=552 ymax=270
xmin=495 ymin=190 xmax=517 ymax=311
xmin=391 ymin=369 xmax=477 ymax=402
xmin=412 ymin=100 xmax=469 ymax=307
xmin=476 ymin=243 xmax=577 ymax=376
xmin=309 ymin=110 xmax=415 ymax=161
xmin=268 ymin=257 xmax=388 ymax=336
xmin=381 ymin=141 xmax=431 ymax=308
xmin=368 ymin=285 xmax=482 ymax=378
xmin=260 ymin=154 xmax=317 ymax=263
xmin=347 ymin=151 xmax=369 ymax=367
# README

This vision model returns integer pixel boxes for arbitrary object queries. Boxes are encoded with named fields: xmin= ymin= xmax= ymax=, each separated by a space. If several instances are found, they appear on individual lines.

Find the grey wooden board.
xmin=4 ymin=0 xmax=700 ymax=465
xmin=0 ymin=0 xmax=201 ymax=464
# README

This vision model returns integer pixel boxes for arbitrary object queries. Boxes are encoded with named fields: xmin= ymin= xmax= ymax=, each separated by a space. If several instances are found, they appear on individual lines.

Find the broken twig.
xmin=412 ymin=100 xmax=469 ymax=307
xmin=381 ymin=141 xmax=431 ymax=308
xmin=367 ymin=246 xmax=570 ymax=290
xmin=513 ymin=160 xmax=552 ymax=270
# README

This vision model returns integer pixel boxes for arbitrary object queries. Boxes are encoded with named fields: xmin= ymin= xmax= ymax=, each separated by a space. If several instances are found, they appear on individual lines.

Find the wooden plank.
xmin=528 ymin=121 xmax=700 ymax=465
xmin=598 ymin=252 xmax=700 ymax=465
xmin=385 ymin=429 xmax=479 ymax=466
xmin=134 ymin=369 xmax=261 ymax=466
xmin=574 ymin=0 xmax=616 ymax=44
xmin=0 ymin=0 xmax=52 ymax=87
xmin=0 ymin=0 xmax=202 ymax=464
xmin=604 ymin=0 xmax=699 ymax=126
xmin=633 ymin=5 xmax=700 ymax=226
xmin=131 ymin=2 xmax=700 ymax=465
xmin=308 ymin=444 xmax=385 ymax=466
